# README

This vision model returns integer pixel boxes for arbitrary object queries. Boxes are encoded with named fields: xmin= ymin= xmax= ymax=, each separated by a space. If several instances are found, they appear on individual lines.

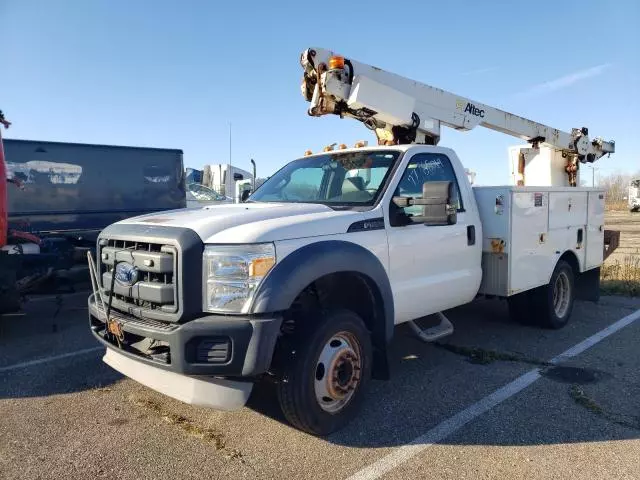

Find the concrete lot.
xmin=1 ymin=290 xmax=639 ymax=480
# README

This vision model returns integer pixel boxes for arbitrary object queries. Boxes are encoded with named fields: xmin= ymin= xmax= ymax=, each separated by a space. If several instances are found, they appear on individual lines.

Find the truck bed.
xmin=473 ymin=186 xmax=605 ymax=297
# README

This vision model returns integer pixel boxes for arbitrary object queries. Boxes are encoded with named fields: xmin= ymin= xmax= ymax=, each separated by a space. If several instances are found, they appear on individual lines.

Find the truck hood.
xmin=117 ymin=202 xmax=365 ymax=243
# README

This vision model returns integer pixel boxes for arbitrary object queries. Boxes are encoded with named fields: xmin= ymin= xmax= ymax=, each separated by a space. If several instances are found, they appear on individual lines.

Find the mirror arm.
xmin=411 ymin=198 xmax=448 ymax=206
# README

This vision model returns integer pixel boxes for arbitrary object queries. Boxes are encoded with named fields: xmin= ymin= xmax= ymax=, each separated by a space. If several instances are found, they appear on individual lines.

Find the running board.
xmin=408 ymin=312 xmax=454 ymax=342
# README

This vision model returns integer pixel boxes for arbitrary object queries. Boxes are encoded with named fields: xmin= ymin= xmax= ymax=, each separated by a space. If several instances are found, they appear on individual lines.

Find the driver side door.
xmin=386 ymin=152 xmax=474 ymax=323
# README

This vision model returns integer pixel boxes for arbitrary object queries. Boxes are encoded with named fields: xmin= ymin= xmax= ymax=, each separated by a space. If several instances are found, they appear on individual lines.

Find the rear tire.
xmin=275 ymin=309 xmax=372 ymax=436
xmin=531 ymin=260 xmax=575 ymax=329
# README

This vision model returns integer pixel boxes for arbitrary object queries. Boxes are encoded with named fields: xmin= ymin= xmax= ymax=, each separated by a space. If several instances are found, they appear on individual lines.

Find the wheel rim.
xmin=314 ymin=331 xmax=362 ymax=414
xmin=553 ymin=271 xmax=571 ymax=318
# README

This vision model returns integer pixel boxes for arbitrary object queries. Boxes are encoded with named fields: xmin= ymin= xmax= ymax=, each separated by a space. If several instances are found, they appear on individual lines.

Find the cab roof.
xmin=299 ymin=143 xmax=447 ymax=159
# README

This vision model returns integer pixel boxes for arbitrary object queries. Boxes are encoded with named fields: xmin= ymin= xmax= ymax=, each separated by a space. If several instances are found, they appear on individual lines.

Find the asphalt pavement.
xmin=1 ymin=292 xmax=639 ymax=480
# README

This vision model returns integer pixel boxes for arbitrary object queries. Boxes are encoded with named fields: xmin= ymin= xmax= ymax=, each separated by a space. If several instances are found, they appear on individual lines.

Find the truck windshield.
xmin=249 ymin=150 xmax=400 ymax=206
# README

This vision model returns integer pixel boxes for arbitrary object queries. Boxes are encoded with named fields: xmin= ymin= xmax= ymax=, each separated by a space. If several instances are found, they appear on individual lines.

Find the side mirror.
xmin=240 ymin=189 xmax=251 ymax=202
xmin=420 ymin=181 xmax=457 ymax=225
xmin=391 ymin=181 xmax=457 ymax=226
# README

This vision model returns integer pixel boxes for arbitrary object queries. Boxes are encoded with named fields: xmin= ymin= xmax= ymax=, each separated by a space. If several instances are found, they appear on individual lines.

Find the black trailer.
xmin=4 ymin=139 xmax=186 ymax=246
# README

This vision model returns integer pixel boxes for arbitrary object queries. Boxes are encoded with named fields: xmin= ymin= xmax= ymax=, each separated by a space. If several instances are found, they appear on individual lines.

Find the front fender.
xmin=249 ymin=240 xmax=394 ymax=342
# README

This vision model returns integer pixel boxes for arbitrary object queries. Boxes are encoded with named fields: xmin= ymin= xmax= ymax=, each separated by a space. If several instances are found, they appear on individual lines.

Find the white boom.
xmin=300 ymin=47 xmax=615 ymax=187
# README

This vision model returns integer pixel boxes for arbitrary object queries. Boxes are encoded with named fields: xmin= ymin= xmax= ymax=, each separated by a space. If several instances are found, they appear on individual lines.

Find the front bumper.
xmin=103 ymin=347 xmax=253 ymax=410
xmin=88 ymin=294 xmax=282 ymax=377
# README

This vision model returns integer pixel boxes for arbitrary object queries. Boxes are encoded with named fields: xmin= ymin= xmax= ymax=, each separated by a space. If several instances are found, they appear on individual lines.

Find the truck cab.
xmin=248 ymin=144 xmax=483 ymax=321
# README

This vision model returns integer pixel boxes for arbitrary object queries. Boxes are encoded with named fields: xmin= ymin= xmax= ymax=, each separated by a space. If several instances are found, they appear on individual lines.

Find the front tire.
xmin=275 ymin=309 xmax=372 ymax=436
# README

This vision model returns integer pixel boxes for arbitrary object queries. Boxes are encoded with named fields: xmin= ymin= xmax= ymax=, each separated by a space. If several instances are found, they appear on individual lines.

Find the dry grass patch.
xmin=601 ymin=255 xmax=640 ymax=296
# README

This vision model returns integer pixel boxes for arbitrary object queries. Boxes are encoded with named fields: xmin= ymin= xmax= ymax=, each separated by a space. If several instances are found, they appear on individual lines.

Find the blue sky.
xmin=2 ymin=0 xmax=639 ymax=184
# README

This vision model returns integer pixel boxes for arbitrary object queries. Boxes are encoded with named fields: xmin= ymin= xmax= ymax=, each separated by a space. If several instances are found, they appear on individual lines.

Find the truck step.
xmin=408 ymin=312 xmax=454 ymax=342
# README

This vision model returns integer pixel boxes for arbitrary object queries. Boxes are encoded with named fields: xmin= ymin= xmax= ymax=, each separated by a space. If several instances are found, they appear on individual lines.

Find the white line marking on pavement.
xmin=347 ymin=308 xmax=640 ymax=480
xmin=0 ymin=346 xmax=104 ymax=373
xmin=549 ymin=311 xmax=640 ymax=364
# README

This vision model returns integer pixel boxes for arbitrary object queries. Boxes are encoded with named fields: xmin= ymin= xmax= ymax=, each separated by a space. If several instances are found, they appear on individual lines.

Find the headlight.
xmin=203 ymin=244 xmax=276 ymax=313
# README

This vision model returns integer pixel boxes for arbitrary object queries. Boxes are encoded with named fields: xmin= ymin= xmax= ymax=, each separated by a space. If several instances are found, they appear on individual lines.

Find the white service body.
xmin=475 ymin=186 xmax=605 ymax=297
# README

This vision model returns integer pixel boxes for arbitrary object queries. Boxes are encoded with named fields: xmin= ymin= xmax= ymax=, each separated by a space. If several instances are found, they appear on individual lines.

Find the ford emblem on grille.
xmin=115 ymin=262 xmax=139 ymax=286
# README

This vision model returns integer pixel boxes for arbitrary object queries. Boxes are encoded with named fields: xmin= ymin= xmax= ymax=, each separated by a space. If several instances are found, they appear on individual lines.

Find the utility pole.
xmin=228 ymin=122 xmax=232 ymax=196
xmin=250 ymin=158 xmax=256 ymax=192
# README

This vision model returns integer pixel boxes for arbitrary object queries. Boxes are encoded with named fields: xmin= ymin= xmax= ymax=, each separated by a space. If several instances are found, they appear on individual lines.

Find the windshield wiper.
xmin=326 ymin=204 xmax=358 ymax=211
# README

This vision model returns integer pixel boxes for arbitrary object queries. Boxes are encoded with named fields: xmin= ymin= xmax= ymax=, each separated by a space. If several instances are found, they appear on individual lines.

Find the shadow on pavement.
xmin=0 ymin=289 xmax=121 ymax=399
xmin=247 ymin=297 xmax=640 ymax=448
xmin=0 ymin=356 xmax=122 ymax=400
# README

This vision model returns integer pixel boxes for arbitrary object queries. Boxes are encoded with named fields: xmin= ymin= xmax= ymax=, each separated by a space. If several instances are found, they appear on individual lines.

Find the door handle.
xmin=467 ymin=225 xmax=476 ymax=246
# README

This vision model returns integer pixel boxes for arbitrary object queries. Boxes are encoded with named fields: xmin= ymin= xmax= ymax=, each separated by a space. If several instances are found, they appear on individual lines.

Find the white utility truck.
xmin=88 ymin=47 xmax=617 ymax=436
xmin=629 ymin=179 xmax=640 ymax=212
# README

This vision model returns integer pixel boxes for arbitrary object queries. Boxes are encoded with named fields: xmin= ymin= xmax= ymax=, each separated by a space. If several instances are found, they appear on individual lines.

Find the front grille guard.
xmin=88 ymin=249 xmax=107 ymax=318
xmin=89 ymin=248 xmax=158 ymax=343
xmin=88 ymin=249 xmax=125 ymax=344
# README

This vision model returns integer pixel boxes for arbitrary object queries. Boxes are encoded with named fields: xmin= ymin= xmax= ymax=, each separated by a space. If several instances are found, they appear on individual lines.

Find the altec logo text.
xmin=464 ymin=102 xmax=485 ymax=118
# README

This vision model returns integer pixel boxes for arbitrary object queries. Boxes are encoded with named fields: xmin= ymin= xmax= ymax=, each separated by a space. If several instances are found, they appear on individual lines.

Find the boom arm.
xmin=300 ymin=48 xmax=614 ymax=182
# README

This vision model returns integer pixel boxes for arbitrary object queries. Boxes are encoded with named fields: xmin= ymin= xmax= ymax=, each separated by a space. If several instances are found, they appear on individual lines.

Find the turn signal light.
xmin=249 ymin=257 xmax=276 ymax=277
xmin=328 ymin=55 xmax=345 ymax=70
xmin=338 ymin=144 xmax=347 ymax=150
xmin=304 ymin=150 xmax=313 ymax=156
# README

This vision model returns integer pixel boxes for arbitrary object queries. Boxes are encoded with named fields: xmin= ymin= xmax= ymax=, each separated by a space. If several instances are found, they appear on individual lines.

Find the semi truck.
xmin=88 ymin=48 xmax=617 ymax=436
xmin=629 ymin=179 xmax=640 ymax=212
